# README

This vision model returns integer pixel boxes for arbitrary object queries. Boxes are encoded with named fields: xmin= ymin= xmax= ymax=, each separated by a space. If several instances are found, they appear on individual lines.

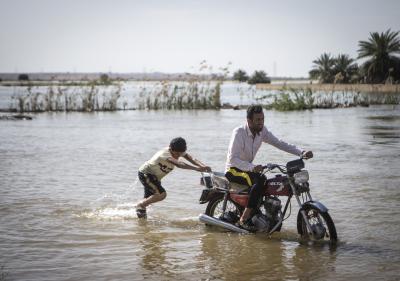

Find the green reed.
xmin=265 ymin=87 xmax=400 ymax=111
xmin=135 ymin=80 xmax=222 ymax=110
xmin=10 ymin=83 xmax=122 ymax=113
xmin=8 ymin=61 xmax=229 ymax=112
xmin=268 ymin=88 xmax=314 ymax=111
xmin=134 ymin=61 xmax=228 ymax=110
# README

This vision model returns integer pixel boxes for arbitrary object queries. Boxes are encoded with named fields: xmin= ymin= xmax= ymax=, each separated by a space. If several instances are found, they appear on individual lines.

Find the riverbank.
xmin=1 ymin=81 xmax=399 ymax=113
xmin=0 ymin=80 xmax=119 ymax=87
xmin=256 ymin=83 xmax=400 ymax=93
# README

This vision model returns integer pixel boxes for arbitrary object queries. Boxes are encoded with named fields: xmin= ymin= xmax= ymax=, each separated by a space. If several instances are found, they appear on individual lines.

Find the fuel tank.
xmin=265 ymin=175 xmax=291 ymax=196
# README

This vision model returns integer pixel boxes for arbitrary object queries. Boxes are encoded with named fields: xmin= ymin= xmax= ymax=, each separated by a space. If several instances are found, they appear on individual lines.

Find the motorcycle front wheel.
xmin=297 ymin=205 xmax=337 ymax=243
xmin=205 ymin=194 xmax=243 ymax=222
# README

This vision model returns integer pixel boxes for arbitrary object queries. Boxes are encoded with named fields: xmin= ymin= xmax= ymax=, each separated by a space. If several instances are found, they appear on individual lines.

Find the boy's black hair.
xmin=247 ymin=105 xmax=264 ymax=119
xmin=170 ymin=137 xmax=187 ymax=152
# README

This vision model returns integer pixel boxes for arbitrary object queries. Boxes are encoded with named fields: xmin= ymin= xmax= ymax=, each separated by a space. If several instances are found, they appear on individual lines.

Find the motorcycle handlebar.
xmin=263 ymin=164 xmax=276 ymax=170
xmin=263 ymin=155 xmax=310 ymax=172
xmin=262 ymin=163 xmax=286 ymax=173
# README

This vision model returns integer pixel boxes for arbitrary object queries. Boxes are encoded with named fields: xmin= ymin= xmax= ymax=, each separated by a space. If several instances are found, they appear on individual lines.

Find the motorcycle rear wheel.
xmin=205 ymin=194 xmax=243 ymax=221
xmin=297 ymin=205 xmax=337 ymax=243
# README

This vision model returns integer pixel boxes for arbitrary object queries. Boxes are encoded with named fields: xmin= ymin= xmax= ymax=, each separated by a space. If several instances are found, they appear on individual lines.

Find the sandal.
xmin=136 ymin=205 xmax=147 ymax=219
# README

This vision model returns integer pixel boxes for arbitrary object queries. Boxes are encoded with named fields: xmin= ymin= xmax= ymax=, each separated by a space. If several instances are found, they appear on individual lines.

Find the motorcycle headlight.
xmin=294 ymin=170 xmax=309 ymax=184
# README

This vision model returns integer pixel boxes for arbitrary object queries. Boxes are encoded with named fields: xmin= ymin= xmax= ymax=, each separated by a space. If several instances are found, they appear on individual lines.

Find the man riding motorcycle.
xmin=225 ymin=105 xmax=313 ymax=231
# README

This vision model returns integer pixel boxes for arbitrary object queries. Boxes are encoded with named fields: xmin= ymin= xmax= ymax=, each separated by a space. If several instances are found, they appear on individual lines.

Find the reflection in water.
xmin=364 ymin=113 xmax=400 ymax=144
xmin=199 ymin=233 xmax=277 ymax=280
xmin=366 ymin=130 xmax=400 ymax=144
xmin=370 ymin=131 xmax=400 ymax=138
xmin=137 ymin=222 xmax=176 ymax=280
xmin=197 ymin=232 xmax=338 ymax=281
xmin=291 ymin=243 xmax=337 ymax=280
xmin=365 ymin=115 xmax=400 ymax=121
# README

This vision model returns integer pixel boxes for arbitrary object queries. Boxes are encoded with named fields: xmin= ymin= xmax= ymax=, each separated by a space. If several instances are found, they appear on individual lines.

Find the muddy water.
xmin=0 ymin=106 xmax=399 ymax=280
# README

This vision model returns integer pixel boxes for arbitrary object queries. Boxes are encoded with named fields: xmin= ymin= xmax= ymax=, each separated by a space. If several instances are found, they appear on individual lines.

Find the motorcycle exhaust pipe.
xmin=199 ymin=214 xmax=249 ymax=234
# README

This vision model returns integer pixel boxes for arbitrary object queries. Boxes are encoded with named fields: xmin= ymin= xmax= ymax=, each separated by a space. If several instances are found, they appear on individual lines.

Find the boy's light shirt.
xmin=139 ymin=147 xmax=186 ymax=180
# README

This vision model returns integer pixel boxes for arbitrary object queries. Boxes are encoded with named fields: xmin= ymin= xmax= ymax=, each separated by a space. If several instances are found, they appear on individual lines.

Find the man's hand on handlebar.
xmin=252 ymin=165 xmax=263 ymax=173
xmin=302 ymin=150 xmax=313 ymax=159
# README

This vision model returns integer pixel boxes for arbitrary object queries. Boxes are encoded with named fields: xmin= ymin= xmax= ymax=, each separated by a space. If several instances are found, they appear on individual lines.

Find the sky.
xmin=1 ymin=0 xmax=399 ymax=77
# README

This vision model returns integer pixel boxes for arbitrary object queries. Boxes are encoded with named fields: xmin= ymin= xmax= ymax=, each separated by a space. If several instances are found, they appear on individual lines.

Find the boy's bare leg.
xmin=240 ymin=207 xmax=252 ymax=223
xmin=137 ymin=192 xmax=167 ymax=209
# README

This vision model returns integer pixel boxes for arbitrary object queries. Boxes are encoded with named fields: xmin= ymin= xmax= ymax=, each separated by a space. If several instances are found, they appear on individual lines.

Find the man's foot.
xmin=237 ymin=219 xmax=256 ymax=232
xmin=136 ymin=205 xmax=147 ymax=219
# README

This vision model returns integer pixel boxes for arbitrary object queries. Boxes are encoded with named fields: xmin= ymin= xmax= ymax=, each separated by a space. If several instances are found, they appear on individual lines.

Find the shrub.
xmin=18 ymin=74 xmax=29 ymax=81
xmin=248 ymin=71 xmax=271 ymax=84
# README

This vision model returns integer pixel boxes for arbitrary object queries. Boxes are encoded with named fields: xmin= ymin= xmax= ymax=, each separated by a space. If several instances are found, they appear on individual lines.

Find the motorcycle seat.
xmin=211 ymin=173 xmax=230 ymax=189
xmin=229 ymin=182 xmax=249 ymax=194
xmin=211 ymin=172 xmax=249 ymax=194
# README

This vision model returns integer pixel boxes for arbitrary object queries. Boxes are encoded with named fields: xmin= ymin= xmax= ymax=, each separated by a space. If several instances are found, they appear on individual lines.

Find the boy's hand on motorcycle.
xmin=199 ymin=166 xmax=212 ymax=172
xmin=253 ymin=165 xmax=263 ymax=173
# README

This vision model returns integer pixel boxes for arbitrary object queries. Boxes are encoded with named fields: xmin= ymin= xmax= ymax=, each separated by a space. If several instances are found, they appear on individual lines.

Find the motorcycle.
xmin=198 ymin=158 xmax=337 ymax=242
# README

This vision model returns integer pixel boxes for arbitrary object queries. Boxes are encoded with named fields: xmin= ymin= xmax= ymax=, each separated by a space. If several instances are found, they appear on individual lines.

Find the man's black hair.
xmin=170 ymin=137 xmax=187 ymax=152
xmin=247 ymin=105 xmax=264 ymax=119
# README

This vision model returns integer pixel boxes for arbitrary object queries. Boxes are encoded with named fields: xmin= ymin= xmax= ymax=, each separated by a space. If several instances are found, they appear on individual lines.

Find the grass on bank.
xmin=7 ymin=80 xmax=223 ymax=113
xmin=6 ymin=62 xmax=229 ymax=112
xmin=11 ymin=84 xmax=122 ymax=112
xmin=261 ymin=86 xmax=400 ymax=111
xmin=136 ymin=81 xmax=221 ymax=110
xmin=5 ymin=80 xmax=400 ymax=113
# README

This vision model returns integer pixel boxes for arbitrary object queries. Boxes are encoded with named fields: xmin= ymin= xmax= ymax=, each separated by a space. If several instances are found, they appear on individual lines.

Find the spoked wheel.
xmin=297 ymin=205 xmax=337 ymax=243
xmin=205 ymin=194 xmax=242 ymax=223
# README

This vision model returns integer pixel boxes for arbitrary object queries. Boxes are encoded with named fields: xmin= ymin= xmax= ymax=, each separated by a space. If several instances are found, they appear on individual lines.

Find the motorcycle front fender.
xmin=301 ymin=200 xmax=329 ymax=213
xmin=199 ymin=189 xmax=222 ymax=204
xmin=296 ymin=200 xmax=330 ymax=238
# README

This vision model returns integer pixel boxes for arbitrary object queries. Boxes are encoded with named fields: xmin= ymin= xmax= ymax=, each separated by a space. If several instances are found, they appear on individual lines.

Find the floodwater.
xmin=1 ymin=106 xmax=400 ymax=280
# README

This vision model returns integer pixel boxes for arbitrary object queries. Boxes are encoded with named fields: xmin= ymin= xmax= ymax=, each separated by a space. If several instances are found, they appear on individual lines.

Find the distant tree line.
xmin=231 ymin=29 xmax=400 ymax=85
xmin=310 ymin=29 xmax=400 ymax=84
xmin=232 ymin=69 xmax=271 ymax=84
xmin=12 ymin=73 xmax=113 ymax=85
xmin=18 ymin=74 xmax=30 ymax=81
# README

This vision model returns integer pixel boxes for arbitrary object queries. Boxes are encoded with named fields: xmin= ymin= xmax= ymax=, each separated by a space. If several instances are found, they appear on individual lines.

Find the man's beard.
xmin=251 ymin=125 xmax=263 ymax=134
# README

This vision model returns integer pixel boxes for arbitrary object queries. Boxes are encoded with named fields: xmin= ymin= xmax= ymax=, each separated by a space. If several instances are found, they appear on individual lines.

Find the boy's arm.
xmin=183 ymin=153 xmax=205 ymax=167
xmin=166 ymin=155 xmax=211 ymax=172
xmin=183 ymin=153 xmax=211 ymax=172
xmin=167 ymin=157 xmax=204 ymax=172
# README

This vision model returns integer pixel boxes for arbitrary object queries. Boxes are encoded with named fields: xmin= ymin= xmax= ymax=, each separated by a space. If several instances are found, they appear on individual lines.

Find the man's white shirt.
xmin=225 ymin=123 xmax=303 ymax=172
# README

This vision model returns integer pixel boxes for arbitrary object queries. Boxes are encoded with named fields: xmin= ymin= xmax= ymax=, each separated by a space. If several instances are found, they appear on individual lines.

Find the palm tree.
xmin=358 ymin=29 xmax=400 ymax=83
xmin=333 ymin=54 xmax=358 ymax=83
xmin=309 ymin=53 xmax=335 ymax=83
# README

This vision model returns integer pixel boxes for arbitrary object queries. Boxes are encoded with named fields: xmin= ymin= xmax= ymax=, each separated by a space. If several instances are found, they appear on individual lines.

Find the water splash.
xmin=76 ymin=202 xmax=137 ymax=220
